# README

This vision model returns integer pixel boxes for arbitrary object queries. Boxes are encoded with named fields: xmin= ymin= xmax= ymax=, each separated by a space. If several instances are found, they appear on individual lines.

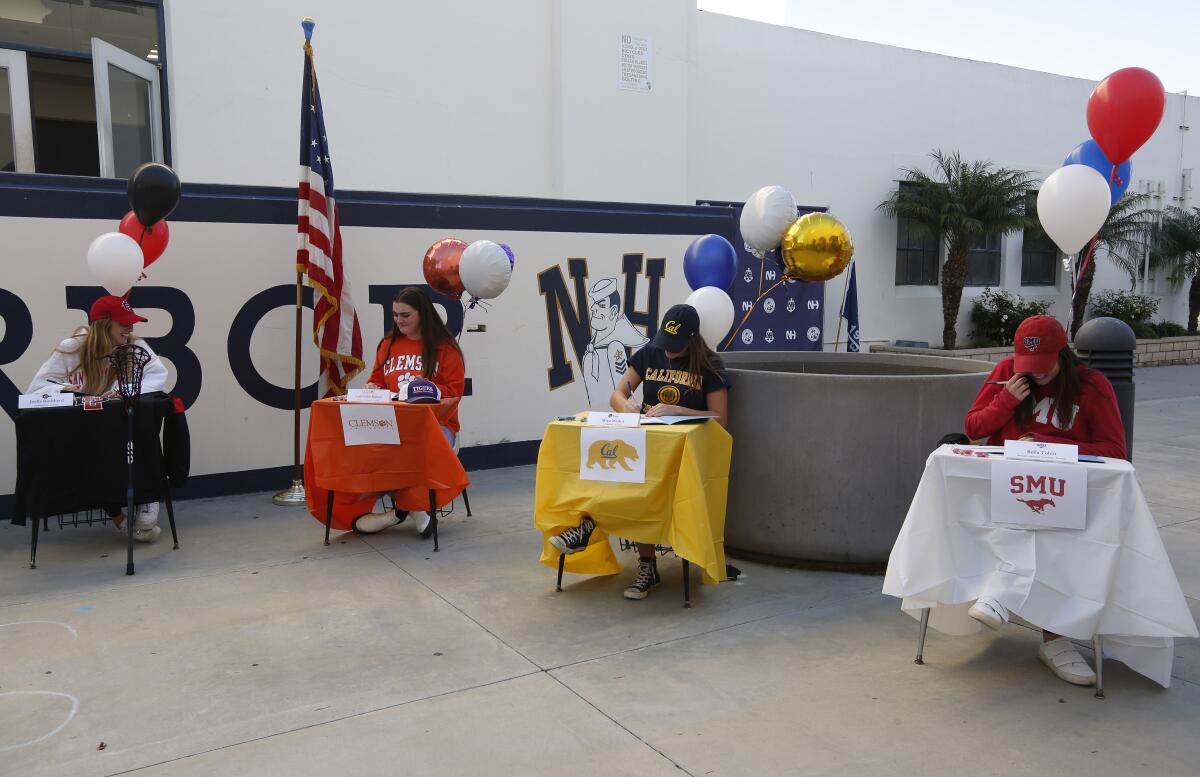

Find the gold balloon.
xmin=779 ymin=212 xmax=854 ymax=283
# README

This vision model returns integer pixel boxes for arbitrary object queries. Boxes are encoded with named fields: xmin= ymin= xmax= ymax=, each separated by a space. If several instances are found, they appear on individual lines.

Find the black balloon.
xmin=127 ymin=163 xmax=181 ymax=227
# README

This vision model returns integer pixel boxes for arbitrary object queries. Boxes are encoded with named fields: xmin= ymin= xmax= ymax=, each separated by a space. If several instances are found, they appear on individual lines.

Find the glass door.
xmin=0 ymin=47 xmax=34 ymax=173
xmin=91 ymin=37 xmax=162 ymax=178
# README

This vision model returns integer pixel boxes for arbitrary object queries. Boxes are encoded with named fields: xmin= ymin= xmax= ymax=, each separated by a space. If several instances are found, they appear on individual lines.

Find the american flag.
xmin=297 ymin=35 xmax=363 ymax=397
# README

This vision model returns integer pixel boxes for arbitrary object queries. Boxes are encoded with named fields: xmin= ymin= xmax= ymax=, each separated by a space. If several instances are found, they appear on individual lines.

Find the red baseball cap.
xmin=1013 ymin=315 xmax=1066 ymax=374
xmin=89 ymin=295 xmax=147 ymax=326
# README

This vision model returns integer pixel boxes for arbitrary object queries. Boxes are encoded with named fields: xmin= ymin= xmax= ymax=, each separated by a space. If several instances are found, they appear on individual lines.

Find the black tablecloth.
xmin=11 ymin=392 xmax=190 ymax=525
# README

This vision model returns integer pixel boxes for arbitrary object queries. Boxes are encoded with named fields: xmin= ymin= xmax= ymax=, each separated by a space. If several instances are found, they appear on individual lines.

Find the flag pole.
xmin=273 ymin=17 xmax=317 ymax=508
xmin=833 ymin=260 xmax=852 ymax=353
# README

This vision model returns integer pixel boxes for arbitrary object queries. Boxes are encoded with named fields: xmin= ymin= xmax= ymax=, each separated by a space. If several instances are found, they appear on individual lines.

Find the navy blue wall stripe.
xmin=0 ymin=174 xmax=739 ymax=236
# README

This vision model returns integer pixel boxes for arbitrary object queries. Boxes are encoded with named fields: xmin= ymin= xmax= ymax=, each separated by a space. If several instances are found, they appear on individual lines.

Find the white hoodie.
xmin=27 ymin=336 xmax=168 ymax=396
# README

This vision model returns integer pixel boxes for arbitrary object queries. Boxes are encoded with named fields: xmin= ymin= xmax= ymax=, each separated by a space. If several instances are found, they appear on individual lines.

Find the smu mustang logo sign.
xmin=990 ymin=461 xmax=1086 ymax=529
xmin=1023 ymin=335 xmax=1042 ymax=351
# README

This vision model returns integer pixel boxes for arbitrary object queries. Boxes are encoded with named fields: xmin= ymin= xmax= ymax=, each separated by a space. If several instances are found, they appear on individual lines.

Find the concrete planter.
xmin=722 ymin=351 xmax=993 ymax=567
xmin=870 ymin=335 xmax=1200 ymax=367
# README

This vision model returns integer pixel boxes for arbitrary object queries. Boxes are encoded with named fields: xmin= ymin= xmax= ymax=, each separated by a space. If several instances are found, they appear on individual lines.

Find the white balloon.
xmin=459 ymin=239 xmax=513 ymax=299
xmin=685 ymin=287 xmax=735 ymax=348
xmin=86 ymin=232 xmax=144 ymax=297
xmin=740 ymin=185 xmax=797 ymax=254
xmin=1037 ymin=165 xmax=1112 ymax=255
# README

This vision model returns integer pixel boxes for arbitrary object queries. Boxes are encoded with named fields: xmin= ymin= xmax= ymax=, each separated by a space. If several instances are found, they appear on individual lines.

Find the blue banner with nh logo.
xmin=719 ymin=204 xmax=824 ymax=352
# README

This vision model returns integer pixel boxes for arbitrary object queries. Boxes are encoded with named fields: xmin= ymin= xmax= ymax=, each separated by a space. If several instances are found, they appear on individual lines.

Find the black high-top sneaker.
xmin=623 ymin=558 xmax=661 ymax=600
xmin=549 ymin=516 xmax=596 ymax=554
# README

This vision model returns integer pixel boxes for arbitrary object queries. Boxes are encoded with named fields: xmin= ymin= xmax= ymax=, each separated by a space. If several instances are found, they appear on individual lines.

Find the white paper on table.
xmin=583 ymin=411 xmax=640 ymax=428
xmin=1003 ymin=439 xmax=1078 ymax=463
xmin=639 ymin=414 xmax=717 ymax=425
xmin=18 ymin=392 xmax=74 ymax=409
xmin=345 ymin=388 xmax=393 ymax=403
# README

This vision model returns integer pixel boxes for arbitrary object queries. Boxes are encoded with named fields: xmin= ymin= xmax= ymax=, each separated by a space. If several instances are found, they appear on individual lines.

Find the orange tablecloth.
xmin=304 ymin=399 xmax=469 ymax=531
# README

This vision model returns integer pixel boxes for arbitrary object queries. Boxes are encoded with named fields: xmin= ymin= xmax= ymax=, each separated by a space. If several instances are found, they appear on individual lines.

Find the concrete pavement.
xmin=2 ymin=366 xmax=1198 ymax=776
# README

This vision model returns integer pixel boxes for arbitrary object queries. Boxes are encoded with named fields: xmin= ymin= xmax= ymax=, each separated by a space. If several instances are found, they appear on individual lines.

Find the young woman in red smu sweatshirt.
xmin=352 ymin=287 xmax=465 ymax=537
xmin=964 ymin=316 xmax=1126 ymax=458
xmin=962 ymin=315 xmax=1126 ymax=688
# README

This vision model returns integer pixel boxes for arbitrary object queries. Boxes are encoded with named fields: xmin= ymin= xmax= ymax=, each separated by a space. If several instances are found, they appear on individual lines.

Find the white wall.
xmin=163 ymin=2 xmax=1197 ymax=343
xmin=692 ymin=12 xmax=1198 ymax=345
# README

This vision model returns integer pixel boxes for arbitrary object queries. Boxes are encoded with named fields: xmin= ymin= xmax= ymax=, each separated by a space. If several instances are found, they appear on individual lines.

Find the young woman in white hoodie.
xmin=28 ymin=295 xmax=168 ymax=541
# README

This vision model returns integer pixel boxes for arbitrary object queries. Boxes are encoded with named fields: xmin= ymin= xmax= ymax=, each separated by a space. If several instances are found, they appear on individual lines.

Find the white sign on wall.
xmin=340 ymin=404 xmax=401 ymax=447
xmin=989 ymin=459 xmax=1087 ymax=530
xmin=579 ymin=426 xmax=646 ymax=484
xmin=618 ymin=33 xmax=652 ymax=91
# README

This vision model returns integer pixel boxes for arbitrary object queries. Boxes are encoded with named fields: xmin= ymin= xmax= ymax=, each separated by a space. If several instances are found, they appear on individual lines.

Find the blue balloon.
xmin=683 ymin=234 xmax=738 ymax=291
xmin=1064 ymin=139 xmax=1132 ymax=206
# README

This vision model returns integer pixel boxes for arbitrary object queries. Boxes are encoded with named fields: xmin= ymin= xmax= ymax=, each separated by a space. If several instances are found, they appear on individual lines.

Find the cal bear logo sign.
xmin=579 ymin=427 xmax=646 ymax=484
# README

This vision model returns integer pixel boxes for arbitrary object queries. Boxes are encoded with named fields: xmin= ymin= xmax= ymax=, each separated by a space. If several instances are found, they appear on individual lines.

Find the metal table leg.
xmin=429 ymin=489 xmax=439 ymax=552
xmin=462 ymin=489 xmax=472 ymax=517
xmin=29 ymin=517 xmax=40 ymax=570
xmin=163 ymin=478 xmax=180 ymax=550
xmin=1093 ymin=635 xmax=1105 ymax=699
xmin=915 ymin=608 xmax=931 ymax=664
xmin=556 ymin=553 xmax=565 ymax=592
xmin=324 ymin=489 xmax=334 ymax=546
xmin=682 ymin=559 xmax=692 ymax=608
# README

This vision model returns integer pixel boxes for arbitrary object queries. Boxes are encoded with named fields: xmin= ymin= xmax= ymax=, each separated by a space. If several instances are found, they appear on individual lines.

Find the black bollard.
xmin=1074 ymin=317 xmax=1136 ymax=461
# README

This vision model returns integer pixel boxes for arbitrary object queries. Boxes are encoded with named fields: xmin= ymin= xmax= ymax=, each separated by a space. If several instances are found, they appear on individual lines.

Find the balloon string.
xmin=1075 ymin=235 xmax=1099 ymax=290
xmin=720 ymin=277 xmax=787 ymax=351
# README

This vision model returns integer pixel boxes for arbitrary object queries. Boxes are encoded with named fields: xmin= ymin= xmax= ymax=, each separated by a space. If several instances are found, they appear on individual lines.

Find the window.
xmin=965 ymin=233 xmax=1001 ymax=286
xmin=1021 ymin=193 xmax=1058 ymax=286
xmin=0 ymin=0 xmax=163 ymax=177
xmin=895 ymin=217 xmax=940 ymax=285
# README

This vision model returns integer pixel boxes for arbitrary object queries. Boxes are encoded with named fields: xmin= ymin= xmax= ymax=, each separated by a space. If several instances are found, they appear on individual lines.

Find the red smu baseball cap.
xmin=89 ymin=295 xmax=147 ymax=326
xmin=1013 ymin=315 xmax=1066 ymax=374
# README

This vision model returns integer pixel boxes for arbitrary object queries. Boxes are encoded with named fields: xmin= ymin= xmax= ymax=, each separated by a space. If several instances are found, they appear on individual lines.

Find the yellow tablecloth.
xmin=534 ymin=416 xmax=732 ymax=585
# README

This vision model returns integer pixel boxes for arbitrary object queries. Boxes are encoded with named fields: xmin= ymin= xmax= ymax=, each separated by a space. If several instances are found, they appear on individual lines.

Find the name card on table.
xmin=345 ymin=388 xmax=394 ymax=403
xmin=1003 ymin=439 xmax=1078 ymax=464
xmin=339 ymin=404 xmax=401 ymax=446
xmin=583 ymin=411 xmax=640 ymax=428
xmin=579 ymin=427 xmax=647 ymax=484
xmin=18 ymin=392 xmax=74 ymax=409
xmin=990 ymin=459 xmax=1087 ymax=530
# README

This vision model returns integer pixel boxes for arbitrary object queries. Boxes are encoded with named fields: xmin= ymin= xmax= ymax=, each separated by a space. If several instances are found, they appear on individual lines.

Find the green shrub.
xmin=1130 ymin=321 xmax=1160 ymax=339
xmin=1088 ymin=289 xmax=1160 ymax=326
xmin=969 ymin=288 xmax=1054 ymax=347
xmin=1154 ymin=320 xmax=1189 ymax=338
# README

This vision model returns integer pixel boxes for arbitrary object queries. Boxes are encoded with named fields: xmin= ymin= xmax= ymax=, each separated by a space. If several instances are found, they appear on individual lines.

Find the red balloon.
xmin=1086 ymin=67 xmax=1165 ymax=165
xmin=118 ymin=210 xmax=170 ymax=267
xmin=422 ymin=238 xmax=467 ymax=299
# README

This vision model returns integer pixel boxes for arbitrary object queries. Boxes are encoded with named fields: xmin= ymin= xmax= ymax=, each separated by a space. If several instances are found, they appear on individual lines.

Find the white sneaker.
xmin=1039 ymin=639 xmax=1097 ymax=686
xmin=133 ymin=525 xmax=161 ymax=543
xmin=134 ymin=502 xmax=160 ymax=529
xmin=415 ymin=511 xmax=436 ymax=539
xmin=968 ymin=596 xmax=1008 ymax=630
xmin=352 ymin=510 xmax=401 ymax=535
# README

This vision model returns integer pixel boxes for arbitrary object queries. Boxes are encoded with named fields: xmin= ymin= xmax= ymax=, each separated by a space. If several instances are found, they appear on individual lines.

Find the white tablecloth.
xmin=882 ymin=446 xmax=1197 ymax=687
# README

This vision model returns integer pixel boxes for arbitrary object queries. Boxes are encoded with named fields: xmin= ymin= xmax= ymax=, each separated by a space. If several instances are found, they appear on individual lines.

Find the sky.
xmin=697 ymin=0 xmax=1198 ymax=94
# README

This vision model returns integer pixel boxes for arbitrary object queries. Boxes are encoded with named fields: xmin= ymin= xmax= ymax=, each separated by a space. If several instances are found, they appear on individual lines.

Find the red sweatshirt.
xmin=367 ymin=335 xmax=465 ymax=434
xmin=964 ymin=356 xmax=1126 ymax=459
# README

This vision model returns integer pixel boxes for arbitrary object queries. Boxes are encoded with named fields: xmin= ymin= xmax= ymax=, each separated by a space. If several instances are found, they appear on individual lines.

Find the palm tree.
xmin=879 ymin=151 xmax=1035 ymax=349
xmin=1153 ymin=206 xmax=1200 ymax=333
xmin=1062 ymin=192 xmax=1158 ymax=337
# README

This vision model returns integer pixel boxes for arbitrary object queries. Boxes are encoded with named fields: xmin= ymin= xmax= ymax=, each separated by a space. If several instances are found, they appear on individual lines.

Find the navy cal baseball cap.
xmin=404 ymin=378 xmax=442 ymax=404
xmin=652 ymin=304 xmax=700 ymax=351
